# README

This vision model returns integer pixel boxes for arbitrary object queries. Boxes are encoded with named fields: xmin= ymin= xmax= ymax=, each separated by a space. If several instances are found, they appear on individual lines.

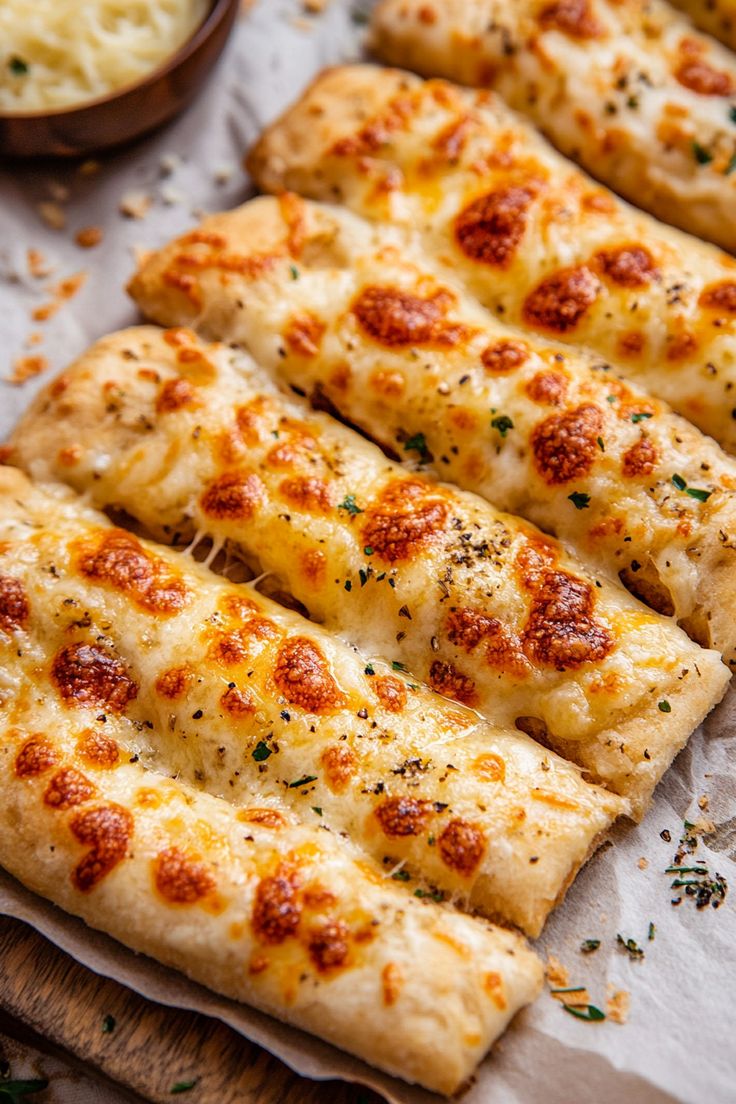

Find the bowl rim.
xmin=0 ymin=0 xmax=239 ymax=122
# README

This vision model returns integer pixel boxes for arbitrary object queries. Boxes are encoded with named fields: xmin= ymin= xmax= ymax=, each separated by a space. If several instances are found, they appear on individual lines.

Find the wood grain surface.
xmin=0 ymin=916 xmax=383 ymax=1104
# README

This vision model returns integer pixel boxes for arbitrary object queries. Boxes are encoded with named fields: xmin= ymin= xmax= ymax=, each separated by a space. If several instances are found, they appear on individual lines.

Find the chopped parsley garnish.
xmin=0 ymin=1079 xmax=49 ymax=1102
xmin=568 ymin=491 xmax=591 ymax=510
xmin=730 ymin=105 xmax=736 ymax=125
xmin=391 ymin=660 xmax=409 ymax=672
xmin=685 ymin=487 xmax=712 ymax=502
xmin=403 ymin=432 xmax=431 ymax=461
xmin=491 ymin=414 xmax=514 ymax=438
xmin=252 ymin=741 xmax=272 ymax=762
xmin=363 ymin=545 xmax=374 ymax=555
xmin=606 ymin=394 xmax=617 ymax=403
xmin=666 ymin=821 xmax=728 ymax=910
xmin=671 ymin=474 xmax=712 ymax=502
xmin=101 ymin=1013 xmax=116 ymax=1033
xmin=289 ymin=264 xmax=299 ymax=280
xmin=364 ymin=663 xmax=375 ymax=676
xmin=580 ymin=938 xmax=601 ymax=953
xmin=312 ymin=806 xmax=323 ymax=816
xmin=648 ymin=922 xmax=656 ymax=941
xmin=630 ymin=412 xmax=652 ymax=423
xmin=288 ymin=774 xmax=317 ymax=788
xmin=658 ymin=700 xmax=671 ymax=713
xmin=596 ymin=436 xmax=605 ymax=452
xmin=170 ymin=1081 xmax=198 ymax=1095
xmin=414 ymin=888 xmax=445 ymax=902
xmin=692 ymin=141 xmax=714 ymax=165
xmin=616 ymin=933 xmax=644 ymax=959
xmin=8 ymin=56 xmax=29 ymax=76
xmin=561 ymin=1004 xmax=606 ymax=1022
xmin=391 ymin=869 xmax=411 ymax=881
xmin=338 ymin=494 xmax=363 ymax=515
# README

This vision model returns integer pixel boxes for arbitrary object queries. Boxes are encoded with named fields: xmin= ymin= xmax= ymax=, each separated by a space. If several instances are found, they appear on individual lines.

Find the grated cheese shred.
xmin=0 ymin=0 xmax=209 ymax=113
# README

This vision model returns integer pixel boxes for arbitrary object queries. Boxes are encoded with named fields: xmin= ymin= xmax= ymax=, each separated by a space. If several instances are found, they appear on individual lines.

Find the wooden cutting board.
xmin=0 ymin=916 xmax=382 ymax=1104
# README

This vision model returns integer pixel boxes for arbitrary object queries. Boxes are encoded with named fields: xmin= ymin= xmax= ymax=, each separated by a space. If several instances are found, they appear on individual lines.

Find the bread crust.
xmin=369 ymin=0 xmax=736 ymax=252
xmin=249 ymin=63 xmax=736 ymax=456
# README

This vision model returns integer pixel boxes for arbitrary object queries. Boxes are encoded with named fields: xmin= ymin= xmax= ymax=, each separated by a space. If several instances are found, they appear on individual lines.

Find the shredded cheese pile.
xmin=0 ymin=0 xmax=209 ymax=113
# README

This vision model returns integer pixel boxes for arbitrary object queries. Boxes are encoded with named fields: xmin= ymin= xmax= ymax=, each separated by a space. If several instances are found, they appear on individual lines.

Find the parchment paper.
xmin=0 ymin=3 xmax=734 ymax=1101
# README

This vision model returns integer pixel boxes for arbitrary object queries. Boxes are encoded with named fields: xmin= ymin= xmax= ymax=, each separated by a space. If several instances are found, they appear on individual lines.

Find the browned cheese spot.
xmin=279 ymin=476 xmax=333 ymax=513
xmin=330 ymin=93 xmax=416 ymax=157
xmin=284 ymin=312 xmax=326 ymax=358
xmin=473 ymin=753 xmax=506 ymax=783
xmin=273 ymin=637 xmax=345 ymax=713
xmin=438 ymin=819 xmax=486 ymax=877
xmin=252 ymin=867 xmax=301 ymax=944
xmin=531 ymin=403 xmax=603 ymax=484
xmin=52 ymin=643 xmax=138 ymax=713
xmin=320 ymin=744 xmax=356 ymax=793
xmin=700 ymin=282 xmax=736 ymax=312
xmin=454 ymin=186 xmax=538 ymax=268
xmin=523 ymin=266 xmax=599 ymax=332
xmin=70 ymin=803 xmax=133 ymax=891
xmin=239 ymin=807 xmax=287 ymax=829
xmin=525 ymin=369 xmax=568 ymax=406
xmin=308 ymin=920 xmax=349 ymax=973
xmin=155 ymin=665 xmax=192 ymax=700
xmin=156 ymin=377 xmax=198 ymax=414
xmin=382 ymin=962 xmax=403 ymax=1006
xmin=352 ymin=286 xmax=469 ymax=347
xmin=362 ymin=479 xmax=448 ymax=563
xmin=0 ymin=575 xmax=29 ymax=632
xmin=77 ymin=730 xmax=120 ymax=769
xmin=522 ymin=570 xmax=613 ymax=669
xmin=373 ymin=675 xmax=407 ymax=713
xmin=676 ymin=58 xmax=734 ymax=96
xmin=44 ymin=767 xmax=96 ymax=809
xmin=481 ymin=340 xmax=528 ymax=374
xmin=154 ymin=846 xmax=215 ymax=904
xmin=77 ymin=530 xmax=188 ymax=613
xmin=14 ymin=736 xmax=59 ymax=778
xmin=429 ymin=659 xmax=478 ymax=705
xmin=301 ymin=548 xmax=326 ymax=587
xmin=200 ymin=472 xmax=264 ymax=519
xmin=666 ymin=332 xmax=698 ymax=361
xmin=375 ymin=795 xmax=431 ymax=837
xmin=210 ymin=630 xmax=249 ymax=666
xmin=539 ymin=0 xmax=605 ymax=38
xmin=446 ymin=607 xmax=528 ymax=677
xmin=622 ymin=436 xmax=659 ymax=478
xmin=220 ymin=684 xmax=255 ymax=716
xmin=596 ymin=245 xmax=657 ymax=288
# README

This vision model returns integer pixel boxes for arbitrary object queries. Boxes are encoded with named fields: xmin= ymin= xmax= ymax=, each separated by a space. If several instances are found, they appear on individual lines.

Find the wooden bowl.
xmin=0 ymin=0 xmax=240 ymax=158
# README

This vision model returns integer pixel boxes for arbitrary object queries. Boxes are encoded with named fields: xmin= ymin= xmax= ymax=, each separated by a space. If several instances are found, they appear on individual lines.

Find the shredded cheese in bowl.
xmin=0 ymin=0 xmax=210 ymax=114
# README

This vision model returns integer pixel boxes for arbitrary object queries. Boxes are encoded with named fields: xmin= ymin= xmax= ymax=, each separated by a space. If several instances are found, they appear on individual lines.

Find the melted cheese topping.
xmin=370 ymin=0 xmax=736 ymax=251
xmin=11 ymin=325 xmax=728 ymax=816
xmin=122 ymin=195 xmax=736 ymax=672
xmin=0 ymin=0 xmax=208 ymax=112
xmin=0 ymin=464 xmax=625 ymax=938
xmin=249 ymin=65 xmax=736 ymax=456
